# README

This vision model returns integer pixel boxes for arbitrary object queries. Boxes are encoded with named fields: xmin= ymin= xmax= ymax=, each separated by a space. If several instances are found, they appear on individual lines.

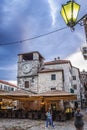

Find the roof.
xmin=0 ymin=89 xmax=77 ymax=101
xmin=0 ymin=80 xmax=17 ymax=88
xmin=72 ymin=66 xmax=80 ymax=71
xmin=39 ymin=68 xmax=63 ymax=73
xmin=37 ymin=90 xmax=77 ymax=100
xmin=0 ymin=89 xmax=38 ymax=101
xmin=80 ymin=71 xmax=87 ymax=75
xmin=44 ymin=59 xmax=71 ymax=66
xmin=8 ymin=89 xmax=37 ymax=96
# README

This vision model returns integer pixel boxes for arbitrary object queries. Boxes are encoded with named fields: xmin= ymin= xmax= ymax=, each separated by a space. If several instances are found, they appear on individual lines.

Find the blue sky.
xmin=0 ymin=0 xmax=87 ymax=85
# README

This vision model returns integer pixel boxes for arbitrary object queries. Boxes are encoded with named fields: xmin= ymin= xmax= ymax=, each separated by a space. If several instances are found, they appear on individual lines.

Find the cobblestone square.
xmin=0 ymin=110 xmax=87 ymax=130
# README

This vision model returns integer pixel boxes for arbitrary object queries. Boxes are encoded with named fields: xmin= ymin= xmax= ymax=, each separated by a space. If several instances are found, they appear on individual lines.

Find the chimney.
xmin=58 ymin=57 xmax=60 ymax=60
xmin=54 ymin=58 xmax=56 ymax=61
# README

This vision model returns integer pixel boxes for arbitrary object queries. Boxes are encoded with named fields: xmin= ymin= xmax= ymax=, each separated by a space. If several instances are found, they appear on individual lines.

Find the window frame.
xmin=25 ymin=81 xmax=29 ymax=88
xmin=51 ymin=74 xmax=56 ymax=80
xmin=72 ymin=76 xmax=76 ymax=80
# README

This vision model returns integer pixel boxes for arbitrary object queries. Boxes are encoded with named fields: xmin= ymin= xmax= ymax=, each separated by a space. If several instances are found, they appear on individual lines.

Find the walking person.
xmin=45 ymin=108 xmax=54 ymax=128
xmin=74 ymin=108 xmax=84 ymax=130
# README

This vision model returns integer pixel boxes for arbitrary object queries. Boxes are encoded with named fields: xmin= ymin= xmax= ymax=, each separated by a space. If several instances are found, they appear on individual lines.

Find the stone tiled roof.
xmin=8 ymin=89 xmax=37 ymax=96
xmin=44 ymin=59 xmax=71 ymax=65
xmin=39 ymin=68 xmax=63 ymax=73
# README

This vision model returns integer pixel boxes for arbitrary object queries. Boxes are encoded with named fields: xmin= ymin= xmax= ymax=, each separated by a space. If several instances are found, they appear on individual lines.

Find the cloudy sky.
xmin=0 ymin=0 xmax=87 ymax=85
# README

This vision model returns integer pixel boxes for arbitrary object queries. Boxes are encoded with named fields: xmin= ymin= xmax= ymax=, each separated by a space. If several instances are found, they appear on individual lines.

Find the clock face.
xmin=22 ymin=64 xmax=32 ymax=73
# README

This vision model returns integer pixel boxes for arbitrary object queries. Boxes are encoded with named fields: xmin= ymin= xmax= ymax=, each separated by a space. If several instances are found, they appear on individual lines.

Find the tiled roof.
xmin=44 ymin=59 xmax=71 ymax=65
xmin=39 ymin=68 xmax=63 ymax=73
xmin=0 ymin=80 xmax=17 ymax=88
xmin=7 ymin=89 xmax=37 ymax=96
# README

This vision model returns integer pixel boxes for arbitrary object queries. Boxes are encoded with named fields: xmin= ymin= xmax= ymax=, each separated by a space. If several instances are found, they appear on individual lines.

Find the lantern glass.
xmin=73 ymin=2 xmax=80 ymax=22
xmin=60 ymin=1 xmax=80 ymax=27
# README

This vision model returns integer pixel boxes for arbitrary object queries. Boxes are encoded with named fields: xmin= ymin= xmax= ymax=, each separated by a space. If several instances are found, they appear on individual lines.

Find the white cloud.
xmin=47 ymin=0 xmax=59 ymax=26
xmin=65 ymin=50 xmax=87 ymax=71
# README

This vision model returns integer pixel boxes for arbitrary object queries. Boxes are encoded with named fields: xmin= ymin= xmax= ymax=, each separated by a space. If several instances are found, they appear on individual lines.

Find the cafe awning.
xmin=37 ymin=90 xmax=77 ymax=101
xmin=0 ymin=89 xmax=39 ymax=101
xmin=0 ymin=89 xmax=77 ymax=101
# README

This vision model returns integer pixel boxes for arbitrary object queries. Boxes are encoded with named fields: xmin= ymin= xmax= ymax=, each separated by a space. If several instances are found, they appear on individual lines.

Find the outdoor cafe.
xmin=0 ymin=89 xmax=77 ymax=121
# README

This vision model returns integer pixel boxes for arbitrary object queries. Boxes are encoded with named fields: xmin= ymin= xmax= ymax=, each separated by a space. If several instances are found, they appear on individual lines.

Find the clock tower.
xmin=17 ymin=51 xmax=44 ymax=93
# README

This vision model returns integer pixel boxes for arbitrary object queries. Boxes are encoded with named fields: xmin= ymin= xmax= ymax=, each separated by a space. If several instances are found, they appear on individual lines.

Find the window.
xmin=0 ymin=85 xmax=2 ymax=90
xmin=72 ymin=76 xmax=76 ymax=80
xmin=32 ymin=77 xmax=34 ymax=83
xmin=4 ymin=86 xmax=7 ymax=91
xmin=82 ymin=75 xmax=85 ymax=79
xmin=25 ymin=81 xmax=29 ymax=88
xmin=69 ymin=68 xmax=72 ymax=74
xmin=11 ymin=88 xmax=14 ymax=91
xmin=51 ymin=74 xmax=56 ymax=80
xmin=70 ymin=88 xmax=74 ymax=93
xmin=73 ymin=84 xmax=77 ymax=89
xmin=51 ymin=87 xmax=56 ymax=90
xmin=8 ymin=87 xmax=11 ymax=91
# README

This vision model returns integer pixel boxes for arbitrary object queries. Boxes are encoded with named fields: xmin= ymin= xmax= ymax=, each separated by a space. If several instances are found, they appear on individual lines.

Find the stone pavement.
xmin=0 ymin=109 xmax=87 ymax=130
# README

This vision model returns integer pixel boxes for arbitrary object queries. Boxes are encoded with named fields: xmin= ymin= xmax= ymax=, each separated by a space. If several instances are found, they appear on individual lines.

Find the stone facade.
xmin=72 ymin=67 xmax=81 ymax=100
xmin=44 ymin=61 xmax=72 ymax=92
xmin=17 ymin=51 xmax=81 ymax=100
xmin=38 ymin=70 xmax=63 ymax=93
xmin=17 ymin=51 xmax=44 ymax=93
xmin=80 ymin=70 xmax=87 ymax=102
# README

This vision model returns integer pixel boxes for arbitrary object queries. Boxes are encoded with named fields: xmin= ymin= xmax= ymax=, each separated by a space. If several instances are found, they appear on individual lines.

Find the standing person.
xmin=74 ymin=108 xmax=84 ymax=130
xmin=74 ymin=101 xmax=78 ymax=110
xmin=45 ymin=108 xmax=54 ymax=128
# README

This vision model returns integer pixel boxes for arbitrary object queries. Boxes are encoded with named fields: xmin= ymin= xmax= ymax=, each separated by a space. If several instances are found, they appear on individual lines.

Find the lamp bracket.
xmin=70 ymin=14 xmax=87 ymax=31
xmin=70 ymin=27 xmax=75 ymax=32
xmin=75 ymin=14 xmax=87 ymax=26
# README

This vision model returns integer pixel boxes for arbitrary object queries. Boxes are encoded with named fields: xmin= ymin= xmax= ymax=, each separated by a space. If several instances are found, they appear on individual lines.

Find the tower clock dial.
xmin=22 ymin=63 xmax=32 ymax=73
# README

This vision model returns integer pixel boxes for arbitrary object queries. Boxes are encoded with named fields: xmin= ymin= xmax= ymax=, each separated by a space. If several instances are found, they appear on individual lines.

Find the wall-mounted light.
xmin=60 ymin=0 xmax=87 ymax=29
xmin=41 ymin=99 xmax=45 ymax=105
xmin=61 ymin=0 xmax=80 ymax=28
xmin=60 ymin=0 xmax=87 ymax=60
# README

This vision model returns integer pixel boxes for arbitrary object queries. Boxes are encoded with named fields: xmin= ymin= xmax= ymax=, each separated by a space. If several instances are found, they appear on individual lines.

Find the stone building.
xmin=0 ymin=80 xmax=17 ymax=92
xmin=72 ymin=67 xmax=81 ymax=100
xmin=81 ymin=16 xmax=87 ymax=60
xmin=17 ymin=51 xmax=81 ymax=101
xmin=17 ymin=51 xmax=44 ymax=92
xmin=80 ymin=70 xmax=87 ymax=90
xmin=80 ymin=70 xmax=87 ymax=107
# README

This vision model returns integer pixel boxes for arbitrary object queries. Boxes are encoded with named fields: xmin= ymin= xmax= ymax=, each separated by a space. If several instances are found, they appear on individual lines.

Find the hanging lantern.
xmin=60 ymin=0 xmax=80 ymax=27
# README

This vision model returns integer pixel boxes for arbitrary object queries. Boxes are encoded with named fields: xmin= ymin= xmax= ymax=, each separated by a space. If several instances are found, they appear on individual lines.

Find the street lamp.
xmin=60 ymin=0 xmax=87 ymax=59
xmin=60 ymin=0 xmax=87 ymax=29
xmin=60 ymin=0 xmax=87 ymax=107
